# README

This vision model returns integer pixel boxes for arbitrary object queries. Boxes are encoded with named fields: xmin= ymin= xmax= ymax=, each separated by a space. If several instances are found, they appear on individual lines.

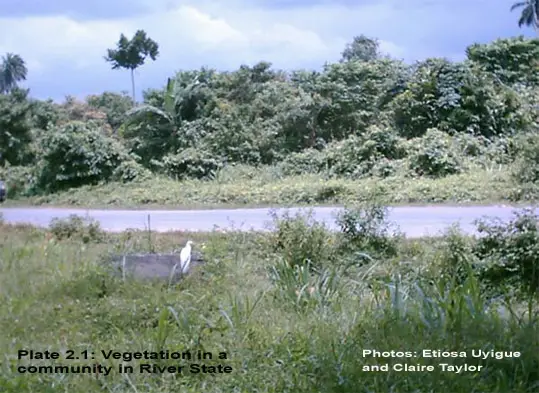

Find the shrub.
xmin=466 ymin=36 xmax=539 ymax=86
xmin=390 ymin=57 xmax=533 ymax=139
xmin=361 ymin=124 xmax=408 ymax=160
xmin=433 ymin=226 xmax=477 ymax=286
xmin=409 ymin=128 xmax=462 ymax=177
xmin=0 ymin=88 xmax=33 ymax=166
xmin=268 ymin=210 xmax=336 ymax=271
xmin=336 ymin=201 xmax=401 ymax=259
xmin=0 ymin=165 xmax=37 ymax=197
xmin=369 ymin=158 xmax=406 ymax=178
xmin=48 ymin=215 xmax=104 ymax=243
xmin=474 ymin=209 xmax=539 ymax=297
xmin=36 ymin=121 xmax=134 ymax=192
xmin=112 ymin=160 xmax=152 ymax=183
xmin=322 ymin=126 xmax=407 ymax=179
xmin=511 ymin=132 xmax=539 ymax=185
xmin=86 ymin=91 xmax=134 ymax=131
xmin=279 ymin=149 xmax=327 ymax=176
xmin=159 ymin=148 xmax=223 ymax=180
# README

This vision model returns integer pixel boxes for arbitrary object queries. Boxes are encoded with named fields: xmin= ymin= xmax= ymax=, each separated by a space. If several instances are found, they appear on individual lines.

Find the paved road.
xmin=0 ymin=205 xmax=535 ymax=237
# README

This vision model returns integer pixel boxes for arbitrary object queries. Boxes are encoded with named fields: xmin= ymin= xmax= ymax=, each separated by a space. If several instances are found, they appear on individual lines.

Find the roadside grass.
xmin=3 ymin=165 xmax=526 ymax=209
xmin=0 ymin=208 xmax=538 ymax=393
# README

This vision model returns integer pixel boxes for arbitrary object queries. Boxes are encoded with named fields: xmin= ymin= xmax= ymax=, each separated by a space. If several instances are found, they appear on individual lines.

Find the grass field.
xmin=1 ymin=207 xmax=538 ymax=393
xmin=4 ymin=166 xmax=530 ymax=209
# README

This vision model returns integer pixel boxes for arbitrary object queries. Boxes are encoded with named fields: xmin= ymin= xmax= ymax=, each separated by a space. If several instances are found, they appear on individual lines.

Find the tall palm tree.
xmin=0 ymin=53 xmax=28 ymax=93
xmin=511 ymin=0 xmax=539 ymax=33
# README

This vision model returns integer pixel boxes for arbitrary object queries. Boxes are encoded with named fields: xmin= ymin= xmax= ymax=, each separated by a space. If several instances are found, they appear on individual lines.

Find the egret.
xmin=179 ymin=240 xmax=194 ymax=274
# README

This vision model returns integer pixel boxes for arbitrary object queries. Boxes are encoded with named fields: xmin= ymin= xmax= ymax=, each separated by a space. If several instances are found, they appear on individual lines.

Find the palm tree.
xmin=0 ymin=53 xmax=28 ymax=93
xmin=511 ymin=1 xmax=539 ymax=33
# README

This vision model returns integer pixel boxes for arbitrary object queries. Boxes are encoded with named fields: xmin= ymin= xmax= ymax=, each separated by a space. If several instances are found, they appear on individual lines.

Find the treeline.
xmin=1 ymin=36 xmax=539 ymax=198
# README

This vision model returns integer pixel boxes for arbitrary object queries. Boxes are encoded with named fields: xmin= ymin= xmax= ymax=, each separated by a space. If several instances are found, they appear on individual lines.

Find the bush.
xmin=36 ymin=121 xmax=134 ymax=192
xmin=86 ymin=91 xmax=134 ymax=131
xmin=0 ymin=165 xmax=37 ymax=197
xmin=390 ymin=57 xmax=533 ymax=139
xmin=268 ymin=210 xmax=336 ymax=271
xmin=336 ymin=201 xmax=401 ymax=259
xmin=112 ymin=160 xmax=152 ymax=183
xmin=466 ymin=36 xmax=539 ymax=86
xmin=409 ymin=128 xmax=462 ymax=177
xmin=279 ymin=149 xmax=327 ymax=176
xmin=433 ymin=226 xmax=477 ymax=286
xmin=361 ymin=124 xmax=408 ymax=160
xmin=322 ymin=126 xmax=407 ymax=179
xmin=0 ymin=88 xmax=33 ymax=166
xmin=159 ymin=148 xmax=223 ymax=180
xmin=369 ymin=158 xmax=406 ymax=178
xmin=474 ymin=208 xmax=539 ymax=297
xmin=48 ymin=215 xmax=104 ymax=243
xmin=512 ymin=132 xmax=539 ymax=185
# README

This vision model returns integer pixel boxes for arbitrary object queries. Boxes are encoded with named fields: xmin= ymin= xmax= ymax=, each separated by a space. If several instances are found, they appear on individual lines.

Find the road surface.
xmin=0 ymin=205 xmax=535 ymax=238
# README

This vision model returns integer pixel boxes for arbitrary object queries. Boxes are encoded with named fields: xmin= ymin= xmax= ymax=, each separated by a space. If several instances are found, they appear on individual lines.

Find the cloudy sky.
xmin=0 ymin=0 xmax=534 ymax=101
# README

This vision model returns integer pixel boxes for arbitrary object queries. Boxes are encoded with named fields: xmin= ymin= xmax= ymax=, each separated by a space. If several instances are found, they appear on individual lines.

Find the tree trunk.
xmin=130 ymin=68 xmax=136 ymax=104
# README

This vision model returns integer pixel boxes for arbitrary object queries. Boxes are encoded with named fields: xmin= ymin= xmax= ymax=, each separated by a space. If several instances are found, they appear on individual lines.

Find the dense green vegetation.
xmin=1 ymin=34 xmax=539 ymax=207
xmin=1 ymin=206 xmax=538 ymax=392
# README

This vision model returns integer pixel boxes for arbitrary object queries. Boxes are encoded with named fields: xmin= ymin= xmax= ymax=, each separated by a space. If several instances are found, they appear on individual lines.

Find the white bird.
xmin=179 ymin=240 xmax=194 ymax=274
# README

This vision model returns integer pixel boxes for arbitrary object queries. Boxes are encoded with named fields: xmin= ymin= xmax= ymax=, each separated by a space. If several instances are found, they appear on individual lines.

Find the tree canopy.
xmin=1 ymin=33 xmax=539 ymax=204
xmin=511 ymin=0 xmax=539 ymax=31
xmin=104 ymin=30 xmax=159 ymax=102
xmin=0 ymin=53 xmax=28 ymax=94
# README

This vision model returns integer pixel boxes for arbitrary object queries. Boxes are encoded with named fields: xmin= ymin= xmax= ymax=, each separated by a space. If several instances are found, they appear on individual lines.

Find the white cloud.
xmin=0 ymin=15 xmax=126 ymax=69
xmin=0 ymin=2 xmax=406 ymax=76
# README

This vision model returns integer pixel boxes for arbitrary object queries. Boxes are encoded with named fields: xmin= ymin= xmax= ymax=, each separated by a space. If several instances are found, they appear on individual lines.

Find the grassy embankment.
xmin=3 ymin=165 xmax=527 ymax=209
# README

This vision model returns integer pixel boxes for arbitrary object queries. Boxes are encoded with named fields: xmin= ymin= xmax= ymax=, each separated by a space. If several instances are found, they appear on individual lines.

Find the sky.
xmin=0 ymin=0 xmax=535 ymax=101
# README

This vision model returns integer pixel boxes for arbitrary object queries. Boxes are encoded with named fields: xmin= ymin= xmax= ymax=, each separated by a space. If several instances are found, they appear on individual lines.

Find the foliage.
xmin=336 ymin=200 xmax=401 ymax=258
xmin=3 ymin=36 xmax=539 ymax=207
xmin=28 ymin=98 xmax=67 ymax=130
xmin=121 ymin=77 xmax=204 ymax=165
xmin=317 ymin=58 xmax=410 ymax=140
xmin=475 ymin=209 xmax=539 ymax=296
xmin=59 ymin=95 xmax=109 ymax=127
xmin=0 ymin=53 xmax=27 ymax=93
xmin=48 ymin=214 xmax=104 ymax=243
xmin=1 ymin=213 xmax=538 ymax=392
xmin=268 ymin=210 xmax=336 ymax=271
xmin=0 ymin=88 xmax=33 ymax=166
xmin=467 ymin=36 xmax=539 ymax=86
xmin=158 ymin=148 xmax=223 ymax=180
xmin=36 ymin=121 xmax=136 ymax=192
xmin=432 ymin=226 xmax=478 ymax=285
xmin=279 ymin=149 xmax=327 ymax=176
xmin=390 ymin=58 xmax=533 ymax=138
xmin=86 ymin=91 xmax=134 ymax=130
xmin=0 ymin=165 xmax=36 ymax=197
xmin=111 ymin=159 xmax=152 ymax=183
xmin=105 ymin=30 xmax=159 ymax=101
xmin=340 ymin=34 xmax=381 ymax=62
xmin=510 ymin=1 xmax=539 ymax=30
xmin=511 ymin=132 xmax=539 ymax=184
xmin=409 ymin=128 xmax=462 ymax=178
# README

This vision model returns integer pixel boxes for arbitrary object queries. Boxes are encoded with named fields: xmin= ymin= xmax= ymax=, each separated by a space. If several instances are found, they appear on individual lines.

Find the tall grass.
xmin=0 ymin=208 xmax=537 ymax=392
